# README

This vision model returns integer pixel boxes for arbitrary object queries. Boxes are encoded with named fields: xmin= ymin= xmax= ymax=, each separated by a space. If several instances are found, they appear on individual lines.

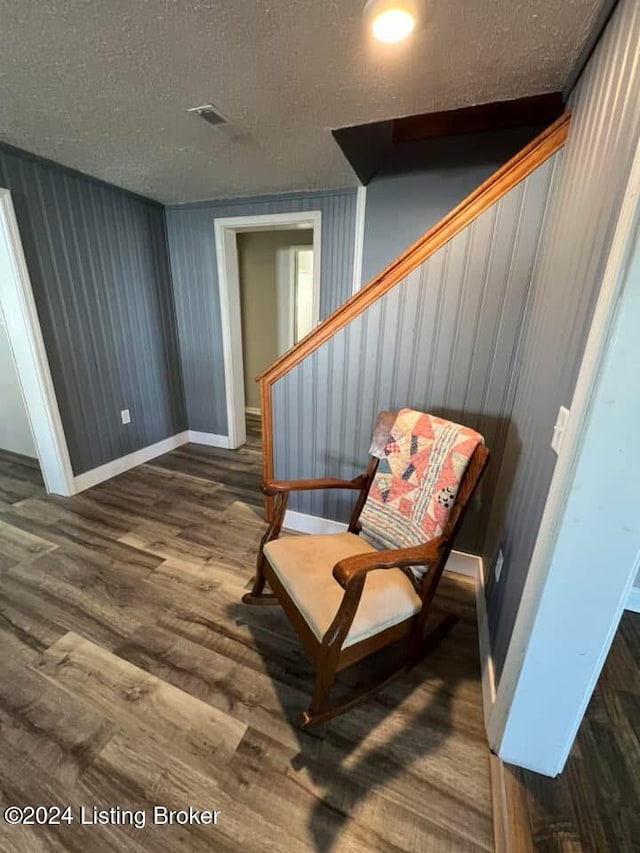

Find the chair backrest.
xmin=359 ymin=409 xmax=485 ymax=554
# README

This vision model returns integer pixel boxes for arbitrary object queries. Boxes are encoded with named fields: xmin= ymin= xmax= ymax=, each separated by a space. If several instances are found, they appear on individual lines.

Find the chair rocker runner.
xmin=243 ymin=409 xmax=489 ymax=728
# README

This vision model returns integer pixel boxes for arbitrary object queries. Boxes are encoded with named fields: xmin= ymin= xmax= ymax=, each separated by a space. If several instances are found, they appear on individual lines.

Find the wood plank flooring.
xmin=510 ymin=609 xmax=640 ymax=852
xmin=0 ymin=441 xmax=493 ymax=852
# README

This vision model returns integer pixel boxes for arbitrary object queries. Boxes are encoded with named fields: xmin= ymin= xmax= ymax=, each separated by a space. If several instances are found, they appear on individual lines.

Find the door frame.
xmin=214 ymin=210 xmax=322 ymax=449
xmin=0 ymin=189 xmax=75 ymax=495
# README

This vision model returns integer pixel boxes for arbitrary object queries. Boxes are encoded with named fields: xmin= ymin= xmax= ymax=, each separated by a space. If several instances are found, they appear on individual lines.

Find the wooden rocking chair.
xmin=243 ymin=409 xmax=489 ymax=728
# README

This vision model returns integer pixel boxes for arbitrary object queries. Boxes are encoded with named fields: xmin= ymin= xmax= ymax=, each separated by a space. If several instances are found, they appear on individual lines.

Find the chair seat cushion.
xmin=263 ymin=533 xmax=422 ymax=649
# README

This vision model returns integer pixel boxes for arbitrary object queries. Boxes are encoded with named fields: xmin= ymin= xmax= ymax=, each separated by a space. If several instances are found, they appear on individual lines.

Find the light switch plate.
xmin=495 ymin=549 xmax=504 ymax=583
xmin=551 ymin=406 xmax=570 ymax=454
xmin=120 ymin=409 xmax=131 ymax=425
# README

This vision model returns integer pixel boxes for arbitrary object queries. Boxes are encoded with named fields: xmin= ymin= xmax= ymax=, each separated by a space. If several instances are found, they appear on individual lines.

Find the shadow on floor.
xmin=227 ymin=575 xmax=488 ymax=852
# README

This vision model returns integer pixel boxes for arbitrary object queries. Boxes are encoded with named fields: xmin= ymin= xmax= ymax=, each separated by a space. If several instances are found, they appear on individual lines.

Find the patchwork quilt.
xmin=360 ymin=409 xmax=483 ymax=563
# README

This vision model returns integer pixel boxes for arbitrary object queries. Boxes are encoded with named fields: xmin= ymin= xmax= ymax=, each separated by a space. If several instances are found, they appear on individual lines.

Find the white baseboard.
xmin=73 ymin=429 xmax=231 ymax=492
xmin=283 ymin=509 xmax=479 ymax=579
xmin=445 ymin=550 xmax=480 ymax=579
xmin=476 ymin=556 xmax=497 ymax=731
xmin=187 ymin=430 xmax=230 ymax=448
xmin=626 ymin=587 xmax=640 ymax=613
xmin=73 ymin=431 xmax=190 ymax=492
xmin=284 ymin=509 xmax=348 ymax=536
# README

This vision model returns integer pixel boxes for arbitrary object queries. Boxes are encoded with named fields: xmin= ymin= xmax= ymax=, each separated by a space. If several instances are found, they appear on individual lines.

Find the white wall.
xmin=0 ymin=308 xmax=37 ymax=457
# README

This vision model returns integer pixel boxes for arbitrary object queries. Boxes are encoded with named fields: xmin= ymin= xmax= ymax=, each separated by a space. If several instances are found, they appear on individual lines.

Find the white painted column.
xmin=351 ymin=186 xmax=367 ymax=294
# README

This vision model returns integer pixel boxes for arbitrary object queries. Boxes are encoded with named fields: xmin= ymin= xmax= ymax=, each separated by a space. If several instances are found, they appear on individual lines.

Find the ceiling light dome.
xmin=364 ymin=0 xmax=418 ymax=44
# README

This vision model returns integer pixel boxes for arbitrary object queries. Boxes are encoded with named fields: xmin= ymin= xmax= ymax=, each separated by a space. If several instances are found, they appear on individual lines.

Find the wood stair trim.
xmin=258 ymin=113 xmax=570 ymax=517
xmin=258 ymin=112 xmax=570 ymax=386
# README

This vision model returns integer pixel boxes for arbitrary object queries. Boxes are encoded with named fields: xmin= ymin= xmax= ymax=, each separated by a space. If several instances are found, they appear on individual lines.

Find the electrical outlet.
xmin=120 ymin=409 xmax=131 ymax=425
xmin=494 ymin=549 xmax=504 ymax=584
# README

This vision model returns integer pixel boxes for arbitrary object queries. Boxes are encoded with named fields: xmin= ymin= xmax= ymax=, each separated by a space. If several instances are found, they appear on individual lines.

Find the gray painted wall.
xmin=166 ymin=190 xmax=356 ymax=434
xmin=360 ymin=126 xmax=545 ymax=285
xmin=484 ymin=0 xmax=640 ymax=681
xmin=272 ymin=155 xmax=559 ymax=554
xmin=0 ymin=144 xmax=185 ymax=475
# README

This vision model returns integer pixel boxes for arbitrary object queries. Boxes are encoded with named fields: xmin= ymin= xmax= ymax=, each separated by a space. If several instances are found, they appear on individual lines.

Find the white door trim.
xmin=216 ymin=224 xmax=246 ymax=450
xmin=352 ymin=185 xmax=367 ymax=294
xmin=214 ymin=211 xmax=322 ymax=449
xmin=0 ymin=189 xmax=75 ymax=495
xmin=488 ymin=132 xmax=640 ymax=763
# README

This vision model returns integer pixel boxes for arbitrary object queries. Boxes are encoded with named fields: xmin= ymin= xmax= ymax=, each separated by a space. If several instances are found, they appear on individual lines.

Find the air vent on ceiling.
xmin=187 ymin=103 xmax=228 ymax=127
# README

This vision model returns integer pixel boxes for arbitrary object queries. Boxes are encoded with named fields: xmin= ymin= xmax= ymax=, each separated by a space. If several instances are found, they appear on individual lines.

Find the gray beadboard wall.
xmin=166 ymin=189 xmax=356 ymax=434
xmin=484 ymin=0 xmax=640 ymax=681
xmin=0 ymin=144 xmax=185 ymax=474
xmin=272 ymin=153 xmax=560 ymax=554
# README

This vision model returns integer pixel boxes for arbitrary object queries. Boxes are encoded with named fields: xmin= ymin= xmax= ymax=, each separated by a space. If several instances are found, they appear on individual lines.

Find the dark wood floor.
xmin=0 ymin=440 xmax=493 ymax=852
xmin=507 ymin=608 xmax=640 ymax=852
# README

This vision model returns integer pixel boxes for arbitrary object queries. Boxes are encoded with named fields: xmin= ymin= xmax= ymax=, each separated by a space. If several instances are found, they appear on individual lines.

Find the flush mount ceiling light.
xmin=364 ymin=0 xmax=418 ymax=43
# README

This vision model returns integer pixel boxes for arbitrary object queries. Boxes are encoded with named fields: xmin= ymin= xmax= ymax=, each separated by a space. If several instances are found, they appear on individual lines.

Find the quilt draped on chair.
xmin=359 ymin=409 xmax=483 ymax=571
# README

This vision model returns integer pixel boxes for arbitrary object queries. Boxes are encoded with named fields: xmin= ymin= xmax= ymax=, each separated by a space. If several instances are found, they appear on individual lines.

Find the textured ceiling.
xmin=0 ymin=0 xmax=603 ymax=203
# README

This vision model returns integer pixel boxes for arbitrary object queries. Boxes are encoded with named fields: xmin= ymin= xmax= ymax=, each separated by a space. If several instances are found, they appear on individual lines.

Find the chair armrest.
xmin=261 ymin=474 xmax=369 ymax=496
xmin=333 ymin=538 xmax=445 ymax=588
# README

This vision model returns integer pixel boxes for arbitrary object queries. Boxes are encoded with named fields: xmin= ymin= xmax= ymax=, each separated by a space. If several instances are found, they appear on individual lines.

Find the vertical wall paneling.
xmin=270 ymin=157 xmax=559 ymax=554
xmin=166 ymin=189 xmax=357 ymax=435
xmin=484 ymin=0 xmax=640 ymax=681
xmin=0 ymin=144 xmax=185 ymax=475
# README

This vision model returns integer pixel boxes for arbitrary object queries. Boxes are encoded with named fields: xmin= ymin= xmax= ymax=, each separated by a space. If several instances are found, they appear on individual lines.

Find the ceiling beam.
xmin=392 ymin=93 xmax=564 ymax=143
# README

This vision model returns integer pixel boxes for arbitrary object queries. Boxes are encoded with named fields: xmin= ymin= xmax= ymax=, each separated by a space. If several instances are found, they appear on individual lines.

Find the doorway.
xmin=0 ymin=303 xmax=37 ymax=459
xmin=215 ymin=212 xmax=321 ymax=449
xmin=0 ymin=300 xmax=46 ymax=498
xmin=0 ymin=189 xmax=74 ymax=496
xmin=238 ymin=230 xmax=314 ymax=419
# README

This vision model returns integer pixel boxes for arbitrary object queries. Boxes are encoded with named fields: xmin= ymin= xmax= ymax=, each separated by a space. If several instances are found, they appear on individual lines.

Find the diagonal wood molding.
xmin=259 ymin=113 xmax=570 ymax=387
xmin=258 ymin=113 xmax=570 ymax=512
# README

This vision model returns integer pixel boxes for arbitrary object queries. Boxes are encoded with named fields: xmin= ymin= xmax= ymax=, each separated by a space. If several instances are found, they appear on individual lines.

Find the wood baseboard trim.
xmin=490 ymin=754 xmax=509 ymax=853
xmin=476 ymin=555 xmax=497 ymax=729
xmin=490 ymin=753 xmax=534 ymax=853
